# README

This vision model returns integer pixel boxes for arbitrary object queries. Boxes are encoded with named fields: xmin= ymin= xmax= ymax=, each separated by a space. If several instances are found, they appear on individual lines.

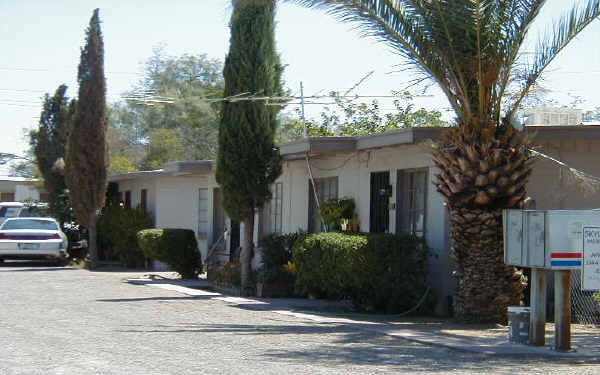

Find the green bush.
xmin=97 ymin=206 xmax=153 ymax=268
xmin=256 ymin=233 xmax=302 ymax=295
xmin=293 ymin=232 xmax=432 ymax=313
xmin=293 ymin=232 xmax=364 ymax=299
xmin=214 ymin=261 xmax=242 ymax=286
xmin=318 ymin=198 xmax=355 ymax=230
xmin=137 ymin=228 xmax=202 ymax=279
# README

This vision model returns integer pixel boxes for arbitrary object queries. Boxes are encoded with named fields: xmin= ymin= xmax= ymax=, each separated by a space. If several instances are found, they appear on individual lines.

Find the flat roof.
xmin=108 ymin=160 xmax=214 ymax=182
xmin=0 ymin=176 xmax=38 ymax=183
xmin=110 ymin=125 xmax=600 ymax=181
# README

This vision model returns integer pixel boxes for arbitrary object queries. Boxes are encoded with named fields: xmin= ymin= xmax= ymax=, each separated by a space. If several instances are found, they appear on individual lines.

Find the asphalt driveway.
xmin=0 ymin=263 xmax=598 ymax=375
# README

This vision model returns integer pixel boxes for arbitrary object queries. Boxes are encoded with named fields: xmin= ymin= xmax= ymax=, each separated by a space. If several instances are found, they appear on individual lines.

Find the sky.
xmin=1 ymin=0 xmax=599 ymax=174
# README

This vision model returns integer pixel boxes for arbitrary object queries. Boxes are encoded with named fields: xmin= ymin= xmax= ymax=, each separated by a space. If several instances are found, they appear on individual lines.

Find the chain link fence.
xmin=570 ymin=270 xmax=600 ymax=326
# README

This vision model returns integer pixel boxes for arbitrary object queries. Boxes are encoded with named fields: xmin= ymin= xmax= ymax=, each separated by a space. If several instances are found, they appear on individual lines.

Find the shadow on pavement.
xmin=112 ymin=321 xmax=600 ymax=372
xmin=0 ymin=260 xmax=75 ymax=271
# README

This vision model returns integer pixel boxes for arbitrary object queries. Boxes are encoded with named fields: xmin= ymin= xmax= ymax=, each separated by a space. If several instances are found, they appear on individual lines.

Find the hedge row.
xmin=293 ymin=232 xmax=432 ymax=313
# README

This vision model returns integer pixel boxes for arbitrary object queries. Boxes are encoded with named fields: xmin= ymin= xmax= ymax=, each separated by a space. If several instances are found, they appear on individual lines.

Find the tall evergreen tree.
xmin=216 ymin=0 xmax=283 ymax=293
xmin=30 ymin=84 xmax=72 ymax=225
xmin=65 ymin=8 xmax=109 ymax=269
xmin=288 ymin=0 xmax=600 ymax=322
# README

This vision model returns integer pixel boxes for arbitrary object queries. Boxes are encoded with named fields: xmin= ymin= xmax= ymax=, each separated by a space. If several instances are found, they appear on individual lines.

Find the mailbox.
xmin=503 ymin=210 xmax=600 ymax=269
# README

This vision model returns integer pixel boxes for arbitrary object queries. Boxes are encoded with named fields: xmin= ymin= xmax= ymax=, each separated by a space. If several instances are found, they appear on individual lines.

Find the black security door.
xmin=370 ymin=171 xmax=390 ymax=233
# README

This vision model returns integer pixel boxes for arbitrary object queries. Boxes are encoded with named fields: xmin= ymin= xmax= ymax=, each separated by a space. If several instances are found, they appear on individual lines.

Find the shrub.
xmin=97 ymin=206 xmax=153 ymax=268
xmin=137 ymin=228 xmax=202 ymax=279
xmin=318 ymin=198 xmax=355 ymax=230
xmin=256 ymin=233 xmax=302 ymax=296
xmin=293 ymin=232 xmax=365 ymax=299
xmin=293 ymin=232 xmax=432 ymax=313
xmin=214 ymin=261 xmax=242 ymax=286
xmin=350 ymin=233 xmax=432 ymax=313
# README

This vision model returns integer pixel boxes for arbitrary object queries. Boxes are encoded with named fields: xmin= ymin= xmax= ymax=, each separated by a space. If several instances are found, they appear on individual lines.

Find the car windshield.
xmin=0 ymin=207 xmax=21 ymax=218
xmin=1 ymin=219 xmax=58 ymax=231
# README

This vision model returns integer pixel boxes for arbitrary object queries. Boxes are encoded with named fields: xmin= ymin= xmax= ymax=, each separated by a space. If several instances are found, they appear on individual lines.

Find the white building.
xmin=0 ymin=176 xmax=47 ymax=202
xmin=109 ymin=125 xmax=600 ymax=315
xmin=521 ymin=107 xmax=582 ymax=126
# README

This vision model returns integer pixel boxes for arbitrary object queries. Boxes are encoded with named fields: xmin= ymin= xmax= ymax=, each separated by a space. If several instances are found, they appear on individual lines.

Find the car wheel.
xmin=55 ymin=258 xmax=68 ymax=267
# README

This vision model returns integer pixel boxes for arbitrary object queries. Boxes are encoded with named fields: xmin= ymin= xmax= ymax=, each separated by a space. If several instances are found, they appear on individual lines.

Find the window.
xmin=0 ymin=193 xmax=15 ymax=202
xmin=269 ymin=183 xmax=283 ymax=234
xmin=308 ymin=177 xmax=338 ymax=233
xmin=397 ymin=169 xmax=428 ymax=237
xmin=140 ymin=189 xmax=147 ymax=212
xmin=124 ymin=191 xmax=131 ymax=209
xmin=198 ymin=188 xmax=209 ymax=238
xmin=2 ymin=219 xmax=58 ymax=231
xmin=0 ymin=206 xmax=21 ymax=218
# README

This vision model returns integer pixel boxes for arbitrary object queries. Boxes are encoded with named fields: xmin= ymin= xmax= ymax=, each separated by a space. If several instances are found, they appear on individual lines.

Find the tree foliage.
xmin=216 ymin=0 xmax=284 ymax=293
xmin=107 ymin=47 xmax=224 ymax=171
xmin=278 ymin=91 xmax=446 ymax=142
xmin=30 ymin=84 xmax=73 ymax=224
xmin=65 ymin=8 xmax=109 ymax=268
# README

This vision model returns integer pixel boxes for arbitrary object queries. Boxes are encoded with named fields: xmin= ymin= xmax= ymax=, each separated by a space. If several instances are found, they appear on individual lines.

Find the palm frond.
xmin=507 ymin=0 xmax=600 ymax=121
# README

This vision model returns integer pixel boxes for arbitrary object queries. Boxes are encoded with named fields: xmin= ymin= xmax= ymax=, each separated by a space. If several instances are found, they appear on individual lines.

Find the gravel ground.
xmin=1 ymin=262 xmax=599 ymax=375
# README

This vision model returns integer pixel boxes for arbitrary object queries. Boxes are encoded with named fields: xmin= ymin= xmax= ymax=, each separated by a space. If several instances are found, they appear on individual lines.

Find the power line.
xmin=0 ymin=66 xmax=141 ymax=75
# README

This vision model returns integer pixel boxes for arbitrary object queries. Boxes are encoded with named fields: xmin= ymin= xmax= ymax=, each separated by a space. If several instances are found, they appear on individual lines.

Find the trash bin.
xmin=507 ymin=306 xmax=530 ymax=344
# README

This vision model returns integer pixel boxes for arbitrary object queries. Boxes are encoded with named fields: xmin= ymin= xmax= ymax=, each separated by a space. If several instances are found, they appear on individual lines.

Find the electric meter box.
xmin=503 ymin=210 xmax=600 ymax=269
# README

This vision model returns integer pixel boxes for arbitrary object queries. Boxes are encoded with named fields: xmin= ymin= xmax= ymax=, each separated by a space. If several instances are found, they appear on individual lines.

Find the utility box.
xmin=503 ymin=210 xmax=600 ymax=269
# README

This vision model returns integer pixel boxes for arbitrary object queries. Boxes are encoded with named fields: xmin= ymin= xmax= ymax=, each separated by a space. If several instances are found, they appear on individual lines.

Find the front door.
xmin=370 ymin=171 xmax=390 ymax=233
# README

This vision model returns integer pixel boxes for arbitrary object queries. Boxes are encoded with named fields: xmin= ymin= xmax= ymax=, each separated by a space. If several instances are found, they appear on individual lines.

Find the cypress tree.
xmin=216 ymin=0 xmax=283 ymax=293
xmin=65 ymin=8 xmax=109 ymax=269
xmin=30 ymin=84 xmax=72 ymax=225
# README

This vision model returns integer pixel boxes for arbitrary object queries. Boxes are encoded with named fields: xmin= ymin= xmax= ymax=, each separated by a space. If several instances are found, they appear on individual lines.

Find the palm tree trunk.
xmin=450 ymin=206 xmax=525 ymax=323
xmin=433 ymin=124 xmax=530 ymax=323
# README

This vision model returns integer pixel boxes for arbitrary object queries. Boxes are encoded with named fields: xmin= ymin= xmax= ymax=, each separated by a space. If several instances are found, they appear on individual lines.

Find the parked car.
xmin=0 ymin=217 xmax=69 ymax=265
xmin=0 ymin=202 xmax=51 ymax=228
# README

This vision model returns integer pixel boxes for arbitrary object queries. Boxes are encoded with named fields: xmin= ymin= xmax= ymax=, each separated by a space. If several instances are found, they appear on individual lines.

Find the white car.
xmin=0 ymin=217 xmax=69 ymax=264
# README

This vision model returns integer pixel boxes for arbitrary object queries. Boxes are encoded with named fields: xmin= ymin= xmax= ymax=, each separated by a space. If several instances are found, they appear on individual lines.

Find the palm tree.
xmin=286 ymin=0 xmax=600 ymax=322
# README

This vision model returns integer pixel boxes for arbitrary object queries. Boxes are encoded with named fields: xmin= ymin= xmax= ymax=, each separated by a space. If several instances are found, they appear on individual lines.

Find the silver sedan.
xmin=0 ymin=217 xmax=69 ymax=264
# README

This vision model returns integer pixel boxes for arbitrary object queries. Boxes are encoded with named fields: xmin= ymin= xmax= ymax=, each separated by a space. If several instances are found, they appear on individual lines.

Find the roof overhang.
xmin=279 ymin=127 xmax=445 ymax=160
xmin=525 ymin=125 xmax=600 ymax=141
xmin=108 ymin=160 xmax=214 ymax=182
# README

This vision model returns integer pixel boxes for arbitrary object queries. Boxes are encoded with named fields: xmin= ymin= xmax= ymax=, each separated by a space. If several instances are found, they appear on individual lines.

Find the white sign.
xmin=582 ymin=226 xmax=600 ymax=291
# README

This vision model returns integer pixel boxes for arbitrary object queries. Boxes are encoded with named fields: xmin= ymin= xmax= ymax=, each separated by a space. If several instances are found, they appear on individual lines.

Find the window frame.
xmin=396 ymin=168 xmax=428 ymax=238
xmin=308 ymin=176 xmax=339 ymax=233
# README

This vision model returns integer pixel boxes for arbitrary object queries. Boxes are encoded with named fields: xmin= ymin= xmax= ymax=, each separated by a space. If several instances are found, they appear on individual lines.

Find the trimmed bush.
xmin=293 ymin=232 xmax=432 ymax=313
xmin=293 ymin=232 xmax=365 ymax=299
xmin=97 ymin=206 xmax=153 ymax=268
xmin=137 ymin=228 xmax=202 ymax=279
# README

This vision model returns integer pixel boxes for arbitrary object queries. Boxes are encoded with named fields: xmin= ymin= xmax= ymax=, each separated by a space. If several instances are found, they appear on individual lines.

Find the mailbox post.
xmin=504 ymin=210 xmax=599 ymax=351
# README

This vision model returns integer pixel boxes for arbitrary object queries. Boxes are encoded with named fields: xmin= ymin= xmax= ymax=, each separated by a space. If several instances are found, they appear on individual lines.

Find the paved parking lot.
xmin=1 ymin=263 xmax=599 ymax=375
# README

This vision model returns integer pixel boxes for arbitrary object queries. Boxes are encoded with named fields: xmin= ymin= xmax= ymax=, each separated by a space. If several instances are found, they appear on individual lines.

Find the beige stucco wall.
xmin=0 ymin=180 xmax=41 ymax=201
xmin=116 ymin=178 xmax=157 ymax=221
xmin=528 ymin=140 xmax=600 ymax=210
